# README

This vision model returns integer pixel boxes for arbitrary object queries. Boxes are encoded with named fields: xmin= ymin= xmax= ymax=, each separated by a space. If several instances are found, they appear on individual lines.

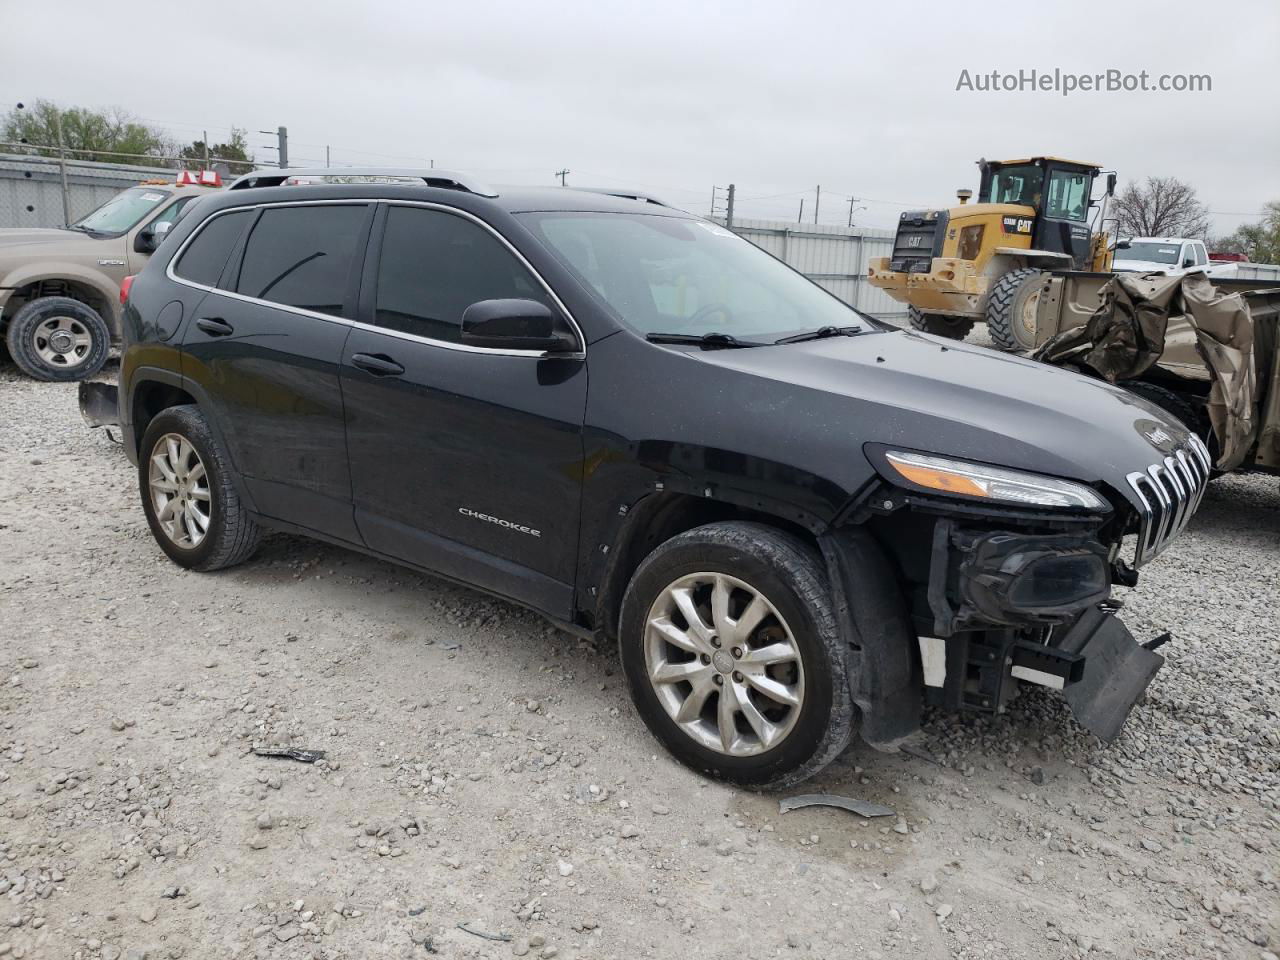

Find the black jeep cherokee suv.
xmin=109 ymin=168 xmax=1209 ymax=787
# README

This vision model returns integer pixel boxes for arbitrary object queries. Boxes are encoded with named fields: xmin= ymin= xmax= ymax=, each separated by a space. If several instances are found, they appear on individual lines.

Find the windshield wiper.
xmin=774 ymin=325 xmax=863 ymax=344
xmin=645 ymin=332 xmax=763 ymax=349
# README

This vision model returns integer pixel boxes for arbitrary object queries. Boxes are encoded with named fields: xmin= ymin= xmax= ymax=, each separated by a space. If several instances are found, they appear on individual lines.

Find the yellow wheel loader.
xmin=868 ymin=157 xmax=1116 ymax=351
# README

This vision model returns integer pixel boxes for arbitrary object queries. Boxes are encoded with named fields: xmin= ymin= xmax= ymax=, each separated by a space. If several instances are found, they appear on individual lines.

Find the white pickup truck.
xmin=1112 ymin=236 xmax=1239 ymax=278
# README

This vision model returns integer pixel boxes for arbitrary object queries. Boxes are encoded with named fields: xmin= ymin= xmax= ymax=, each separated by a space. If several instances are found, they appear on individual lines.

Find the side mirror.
xmin=1106 ymin=173 xmax=1117 ymax=196
xmin=133 ymin=221 xmax=172 ymax=255
xmin=1116 ymin=238 xmax=1131 ymax=250
xmin=1182 ymin=257 xmax=1195 ymax=268
xmin=460 ymin=299 xmax=576 ymax=353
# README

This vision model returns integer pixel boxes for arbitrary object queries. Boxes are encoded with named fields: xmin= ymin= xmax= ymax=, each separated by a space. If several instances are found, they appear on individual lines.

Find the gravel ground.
xmin=0 ymin=351 xmax=1277 ymax=960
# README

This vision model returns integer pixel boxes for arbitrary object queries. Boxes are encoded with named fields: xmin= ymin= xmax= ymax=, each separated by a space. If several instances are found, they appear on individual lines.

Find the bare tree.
xmin=1112 ymin=176 xmax=1211 ymax=239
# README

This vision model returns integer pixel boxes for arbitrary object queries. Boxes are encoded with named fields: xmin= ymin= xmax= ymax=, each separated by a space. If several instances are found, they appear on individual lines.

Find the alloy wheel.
xmin=644 ymin=572 xmax=805 ymax=756
xmin=148 ymin=434 xmax=211 ymax=549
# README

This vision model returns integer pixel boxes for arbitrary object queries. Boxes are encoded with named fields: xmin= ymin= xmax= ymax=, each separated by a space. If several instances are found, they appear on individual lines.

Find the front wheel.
xmin=907 ymin=306 xmax=974 ymax=340
xmin=619 ymin=521 xmax=854 ymax=788
xmin=984 ymin=268 xmax=1043 ymax=352
xmin=139 ymin=405 xmax=260 ymax=571
xmin=5 ymin=296 xmax=110 ymax=381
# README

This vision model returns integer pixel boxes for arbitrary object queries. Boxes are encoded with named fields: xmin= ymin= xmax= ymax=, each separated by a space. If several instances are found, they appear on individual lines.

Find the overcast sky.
xmin=7 ymin=0 xmax=1278 ymax=234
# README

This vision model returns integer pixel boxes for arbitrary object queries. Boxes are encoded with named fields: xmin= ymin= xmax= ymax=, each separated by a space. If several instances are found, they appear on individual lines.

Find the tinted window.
xmin=236 ymin=205 xmax=368 ymax=317
xmin=1193 ymin=242 xmax=1208 ymax=266
xmin=373 ymin=206 xmax=549 ymax=342
xmin=174 ymin=210 xmax=252 ymax=287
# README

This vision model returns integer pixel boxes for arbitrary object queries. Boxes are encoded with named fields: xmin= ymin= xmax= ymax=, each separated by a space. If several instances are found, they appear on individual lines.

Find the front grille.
xmin=1125 ymin=435 xmax=1212 ymax=566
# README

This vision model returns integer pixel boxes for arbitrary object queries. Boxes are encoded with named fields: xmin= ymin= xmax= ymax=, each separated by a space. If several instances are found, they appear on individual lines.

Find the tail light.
xmin=120 ymin=275 xmax=135 ymax=304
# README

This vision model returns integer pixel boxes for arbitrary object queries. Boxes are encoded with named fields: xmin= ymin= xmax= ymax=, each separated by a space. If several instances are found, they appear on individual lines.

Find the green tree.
xmin=1216 ymin=201 xmax=1280 ymax=264
xmin=179 ymin=127 xmax=254 ymax=172
xmin=2 ymin=100 xmax=169 ymax=166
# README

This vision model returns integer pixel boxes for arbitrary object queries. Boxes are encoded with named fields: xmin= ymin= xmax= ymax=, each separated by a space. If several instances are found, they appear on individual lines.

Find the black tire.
xmin=618 ymin=521 xmax=854 ymax=789
xmin=4 ymin=296 xmax=110 ymax=382
xmin=138 ymin=405 xmax=260 ymax=572
xmin=985 ymin=268 xmax=1043 ymax=353
xmin=907 ymin=306 xmax=974 ymax=340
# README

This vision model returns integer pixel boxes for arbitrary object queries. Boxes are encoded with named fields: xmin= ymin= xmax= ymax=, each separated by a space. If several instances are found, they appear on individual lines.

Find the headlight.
xmin=884 ymin=451 xmax=1107 ymax=510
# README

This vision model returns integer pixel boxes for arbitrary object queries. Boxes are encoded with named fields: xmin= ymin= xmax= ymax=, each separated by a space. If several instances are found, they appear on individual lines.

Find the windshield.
xmin=1115 ymin=241 xmax=1181 ymax=265
xmin=519 ymin=212 xmax=864 ymax=340
xmin=72 ymin=187 xmax=172 ymax=236
xmin=987 ymin=164 xmax=1041 ymax=206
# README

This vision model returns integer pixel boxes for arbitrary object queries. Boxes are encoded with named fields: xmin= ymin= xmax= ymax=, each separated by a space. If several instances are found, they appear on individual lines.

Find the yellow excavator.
xmin=867 ymin=157 xmax=1116 ymax=351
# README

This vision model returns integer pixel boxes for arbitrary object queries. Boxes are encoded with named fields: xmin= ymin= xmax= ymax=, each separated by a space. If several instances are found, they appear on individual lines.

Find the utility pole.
xmin=325 ymin=145 xmax=331 ymax=168
xmin=797 ymin=198 xmax=804 ymax=223
xmin=814 ymin=185 xmax=820 ymax=225
xmin=51 ymin=107 xmax=71 ymax=228
xmin=555 ymin=168 xmax=570 ymax=186
xmin=202 ymin=130 xmax=210 ymax=168
xmin=725 ymin=183 xmax=735 ymax=230
xmin=260 ymin=127 xmax=288 ymax=168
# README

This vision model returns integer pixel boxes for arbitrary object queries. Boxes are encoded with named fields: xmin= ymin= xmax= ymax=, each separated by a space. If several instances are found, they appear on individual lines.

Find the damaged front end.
xmin=918 ymin=521 xmax=1163 ymax=742
xmin=836 ymin=435 xmax=1208 ymax=747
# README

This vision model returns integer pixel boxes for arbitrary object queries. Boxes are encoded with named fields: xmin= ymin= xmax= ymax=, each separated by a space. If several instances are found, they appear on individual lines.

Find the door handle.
xmin=195 ymin=317 xmax=234 ymax=337
xmin=350 ymin=353 xmax=405 ymax=377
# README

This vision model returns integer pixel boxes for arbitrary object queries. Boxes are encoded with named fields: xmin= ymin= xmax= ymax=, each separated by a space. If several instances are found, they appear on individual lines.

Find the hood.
xmin=686 ymin=328 xmax=1192 ymax=506
xmin=0 ymin=227 xmax=85 ymax=248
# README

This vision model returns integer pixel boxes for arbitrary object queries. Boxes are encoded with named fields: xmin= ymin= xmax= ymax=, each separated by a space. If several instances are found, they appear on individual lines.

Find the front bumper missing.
xmin=920 ymin=607 xmax=1161 ymax=742
xmin=920 ymin=521 xmax=1163 ymax=741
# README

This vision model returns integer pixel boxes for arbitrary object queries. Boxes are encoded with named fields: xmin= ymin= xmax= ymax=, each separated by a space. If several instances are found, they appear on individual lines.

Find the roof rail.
xmin=567 ymin=186 xmax=680 ymax=209
xmin=227 ymin=167 xmax=498 ymax=198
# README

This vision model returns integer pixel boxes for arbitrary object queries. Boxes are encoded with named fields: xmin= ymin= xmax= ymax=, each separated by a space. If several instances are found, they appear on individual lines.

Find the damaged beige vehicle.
xmin=1033 ymin=271 xmax=1280 ymax=482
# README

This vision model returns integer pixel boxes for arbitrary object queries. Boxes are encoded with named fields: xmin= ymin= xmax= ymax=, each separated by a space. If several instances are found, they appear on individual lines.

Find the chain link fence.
xmin=0 ymin=148 xmax=253 ymax=229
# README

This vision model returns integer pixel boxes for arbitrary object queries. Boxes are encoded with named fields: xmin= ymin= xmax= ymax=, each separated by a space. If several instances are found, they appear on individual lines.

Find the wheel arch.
xmin=0 ymin=269 xmax=118 ymax=333
xmin=126 ymin=369 xmax=259 ymax=516
xmin=590 ymin=490 xmax=824 ymax=640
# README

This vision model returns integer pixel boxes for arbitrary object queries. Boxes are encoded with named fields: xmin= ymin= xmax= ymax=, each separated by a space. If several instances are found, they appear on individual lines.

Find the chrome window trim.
xmin=165 ymin=198 xmax=586 ymax=361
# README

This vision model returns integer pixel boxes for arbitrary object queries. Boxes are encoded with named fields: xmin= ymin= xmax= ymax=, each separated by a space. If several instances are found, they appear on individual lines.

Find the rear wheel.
xmin=907 ymin=306 xmax=974 ymax=340
xmin=985 ymin=268 xmax=1043 ymax=353
xmin=139 ymin=405 xmax=260 ymax=571
xmin=5 ymin=296 xmax=110 ymax=381
xmin=619 ymin=521 xmax=854 ymax=788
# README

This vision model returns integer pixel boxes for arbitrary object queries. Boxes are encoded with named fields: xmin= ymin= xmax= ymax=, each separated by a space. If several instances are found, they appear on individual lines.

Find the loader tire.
xmin=907 ymin=307 xmax=974 ymax=340
xmin=985 ymin=268 xmax=1044 ymax=353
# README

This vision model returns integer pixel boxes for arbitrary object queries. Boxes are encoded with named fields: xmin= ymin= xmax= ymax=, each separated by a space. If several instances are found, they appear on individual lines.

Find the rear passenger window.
xmin=173 ymin=210 xmax=252 ymax=287
xmin=235 ymin=205 xmax=368 ymax=317
xmin=373 ymin=206 xmax=550 ymax=342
